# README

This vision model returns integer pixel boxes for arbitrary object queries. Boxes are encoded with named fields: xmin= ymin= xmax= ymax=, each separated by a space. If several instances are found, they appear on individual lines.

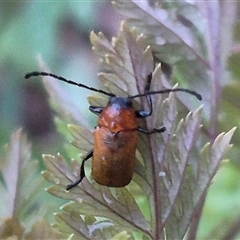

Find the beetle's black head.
xmin=108 ymin=96 xmax=133 ymax=109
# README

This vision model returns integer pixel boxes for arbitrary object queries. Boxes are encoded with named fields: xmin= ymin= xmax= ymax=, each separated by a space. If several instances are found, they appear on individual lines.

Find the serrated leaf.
xmin=112 ymin=0 xmax=213 ymax=124
xmin=90 ymin=22 xmax=153 ymax=99
xmin=0 ymin=130 xmax=59 ymax=239
xmin=160 ymin=107 xmax=202 ymax=220
xmin=55 ymin=212 xmax=90 ymax=239
xmin=43 ymin=154 xmax=150 ymax=238
xmin=40 ymin=20 xmax=235 ymax=240
xmin=113 ymin=0 xmax=206 ymax=63
xmin=42 ymin=153 xmax=76 ymax=186
xmin=0 ymin=129 xmax=46 ymax=226
xmin=163 ymin=127 xmax=236 ymax=239
xmin=36 ymin=58 xmax=89 ymax=127
xmin=68 ymin=124 xmax=94 ymax=155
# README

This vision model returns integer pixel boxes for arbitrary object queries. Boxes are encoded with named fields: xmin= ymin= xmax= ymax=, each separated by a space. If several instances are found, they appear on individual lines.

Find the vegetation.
xmin=0 ymin=1 xmax=240 ymax=239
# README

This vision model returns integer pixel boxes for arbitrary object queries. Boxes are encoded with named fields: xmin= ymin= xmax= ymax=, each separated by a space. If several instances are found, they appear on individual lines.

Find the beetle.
xmin=25 ymin=71 xmax=202 ymax=189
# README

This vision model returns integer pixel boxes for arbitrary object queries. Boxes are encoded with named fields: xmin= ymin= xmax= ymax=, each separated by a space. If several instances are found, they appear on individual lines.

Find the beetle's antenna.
xmin=25 ymin=71 xmax=115 ymax=97
xmin=129 ymin=88 xmax=202 ymax=101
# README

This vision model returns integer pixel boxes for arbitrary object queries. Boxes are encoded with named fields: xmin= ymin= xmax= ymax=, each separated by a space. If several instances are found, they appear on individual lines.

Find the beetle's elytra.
xmin=25 ymin=71 xmax=202 ymax=189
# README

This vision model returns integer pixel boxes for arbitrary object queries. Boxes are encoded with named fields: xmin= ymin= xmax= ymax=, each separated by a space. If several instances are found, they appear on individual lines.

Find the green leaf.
xmin=43 ymin=154 xmax=150 ymax=237
xmin=227 ymin=51 xmax=240 ymax=81
xmin=112 ymin=0 xmax=206 ymax=63
xmin=0 ymin=129 xmax=62 ymax=239
xmin=112 ymin=0 xmax=224 ymax=135
xmin=36 ymin=59 xmax=89 ymax=127
xmin=67 ymin=124 xmax=94 ymax=155
xmin=163 ymin=127 xmax=236 ymax=239
xmin=41 ymin=20 xmax=235 ymax=240
xmin=111 ymin=231 xmax=132 ymax=240
xmin=0 ymin=129 xmax=45 ymax=224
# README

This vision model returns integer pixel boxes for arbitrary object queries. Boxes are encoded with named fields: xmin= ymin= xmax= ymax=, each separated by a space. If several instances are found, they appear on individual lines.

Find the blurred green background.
xmin=0 ymin=1 xmax=123 ymax=157
xmin=1 ymin=1 xmax=240 ymax=239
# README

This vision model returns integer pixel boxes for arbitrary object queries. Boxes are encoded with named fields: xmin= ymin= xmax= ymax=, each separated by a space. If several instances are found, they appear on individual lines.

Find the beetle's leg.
xmin=138 ymin=126 xmax=166 ymax=135
xmin=66 ymin=149 xmax=93 ymax=190
xmin=89 ymin=106 xmax=103 ymax=114
xmin=135 ymin=73 xmax=166 ymax=134
xmin=135 ymin=73 xmax=153 ymax=118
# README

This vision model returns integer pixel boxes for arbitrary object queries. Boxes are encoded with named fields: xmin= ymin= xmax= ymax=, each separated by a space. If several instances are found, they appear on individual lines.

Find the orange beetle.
xmin=25 ymin=71 xmax=202 ymax=189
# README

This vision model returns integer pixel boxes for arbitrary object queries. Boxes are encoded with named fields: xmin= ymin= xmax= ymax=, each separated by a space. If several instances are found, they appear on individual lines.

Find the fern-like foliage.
xmin=0 ymin=129 xmax=62 ymax=239
xmin=112 ymin=0 xmax=224 ymax=141
xmin=41 ymin=23 xmax=235 ymax=239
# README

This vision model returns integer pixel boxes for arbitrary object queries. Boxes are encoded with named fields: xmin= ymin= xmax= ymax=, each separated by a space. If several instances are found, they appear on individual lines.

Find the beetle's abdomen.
xmin=92 ymin=126 xmax=138 ymax=187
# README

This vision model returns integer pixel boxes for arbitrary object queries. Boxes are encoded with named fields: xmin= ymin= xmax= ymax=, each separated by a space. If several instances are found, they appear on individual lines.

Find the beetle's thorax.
xmin=97 ymin=97 xmax=137 ymax=132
